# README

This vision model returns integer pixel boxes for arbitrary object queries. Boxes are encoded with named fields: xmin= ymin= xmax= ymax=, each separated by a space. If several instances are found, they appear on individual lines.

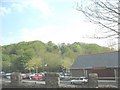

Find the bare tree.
xmin=76 ymin=0 xmax=120 ymax=48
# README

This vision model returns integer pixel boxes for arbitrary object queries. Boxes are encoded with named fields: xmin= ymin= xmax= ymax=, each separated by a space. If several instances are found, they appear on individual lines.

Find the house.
xmin=70 ymin=51 xmax=119 ymax=80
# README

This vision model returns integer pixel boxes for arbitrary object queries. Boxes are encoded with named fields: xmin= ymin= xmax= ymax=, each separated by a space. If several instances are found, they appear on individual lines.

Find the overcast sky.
xmin=1 ymin=0 xmax=113 ymax=48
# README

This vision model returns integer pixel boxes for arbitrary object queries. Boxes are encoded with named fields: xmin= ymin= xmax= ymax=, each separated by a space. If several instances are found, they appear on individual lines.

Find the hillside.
xmin=2 ymin=40 xmax=113 ymax=73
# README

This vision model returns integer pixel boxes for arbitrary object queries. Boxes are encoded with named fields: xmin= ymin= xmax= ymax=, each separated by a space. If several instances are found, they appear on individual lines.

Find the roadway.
xmin=1 ymin=78 xmax=118 ymax=88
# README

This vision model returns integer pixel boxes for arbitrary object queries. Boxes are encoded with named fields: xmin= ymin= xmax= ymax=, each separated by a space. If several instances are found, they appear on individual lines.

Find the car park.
xmin=70 ymin=77 xmax=88 ymax=84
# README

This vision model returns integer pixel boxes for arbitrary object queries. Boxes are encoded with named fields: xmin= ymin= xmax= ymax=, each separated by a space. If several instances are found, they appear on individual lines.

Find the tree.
xmin=44 ymin=52 xmax=62 ymax=72
xmin=2 ymin=40 xmax=112 ymax=72
xmin=2 ymin=61 xmax=11 ymax=72
xmin=61 ymin=57 xmax=73 ymax=70
xmin=69 ymin=42 xmax=81 ymax=52
xmin=25 ymin=57 xmax=42 ymax=73
xmin=76 ymin=0 xmax=120 ymax=47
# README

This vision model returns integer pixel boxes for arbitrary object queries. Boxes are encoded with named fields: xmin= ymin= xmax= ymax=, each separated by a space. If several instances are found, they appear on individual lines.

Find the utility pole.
xmin=117 ymin=0 xmax=120 ymax=88
xmin=118 ymin=0 xmax=120 ymax=88
xmin=35 ymin=65 xmax=38 ymax=73
xmin=42 ymin=57 xmax=45 ymax=72
xmin=118 ymin=0 xmax=120 ymax=32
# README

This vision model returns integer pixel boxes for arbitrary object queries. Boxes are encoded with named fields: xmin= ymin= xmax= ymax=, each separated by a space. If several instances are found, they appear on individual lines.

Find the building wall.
xmin=87 ymin=68 xmax=115 ymax=80
xmin=87 ymin=68 xmax=114 ymax=77
xmin=71 ymin=67 xmax=118 ymax=80
xmin=70 ymin=69 xmax=84 ymax=77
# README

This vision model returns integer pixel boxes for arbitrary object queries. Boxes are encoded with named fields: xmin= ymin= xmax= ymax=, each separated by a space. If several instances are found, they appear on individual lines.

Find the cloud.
xmin=0 ymin=7 xmax=11 ymax=16
xmin=1 ymin=20 xmax=109 ymax=47
xmin=0 ymin=1 xmax=26 ymax=15
xmin=1 ymin=0 xmax=51 ymax=17
xmin=20 ymin=21 xmax=107 ymax=46
xmin=11 ymin=3 xmax=27 ymax=13
xmin=28 ymin=0 xmax=51 ymax=17
xmin=20 ymin=25 xmax=61 ymax=43
xmin=10 ymin=0 xmax=51 ymax=17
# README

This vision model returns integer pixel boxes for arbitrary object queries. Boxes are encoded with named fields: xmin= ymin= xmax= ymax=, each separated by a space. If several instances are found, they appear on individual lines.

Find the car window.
xmin=80 ymin=78 xmax=83 ymax=80
xmin=75 ymin=78 xmax=79 ymax=80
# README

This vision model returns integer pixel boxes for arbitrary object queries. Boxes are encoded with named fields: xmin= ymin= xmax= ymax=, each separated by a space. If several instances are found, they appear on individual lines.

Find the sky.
xmin=0 ymin=0 xmax=115 ymax=48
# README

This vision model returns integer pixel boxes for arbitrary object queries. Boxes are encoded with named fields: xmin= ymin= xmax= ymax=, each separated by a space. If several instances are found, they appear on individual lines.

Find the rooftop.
xmin=71 ymin=51 xmax=119 ymax=69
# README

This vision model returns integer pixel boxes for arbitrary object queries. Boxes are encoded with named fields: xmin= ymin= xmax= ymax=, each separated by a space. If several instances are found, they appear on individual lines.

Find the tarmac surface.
xmin=1 ymin=78 xmax=118 ymax=88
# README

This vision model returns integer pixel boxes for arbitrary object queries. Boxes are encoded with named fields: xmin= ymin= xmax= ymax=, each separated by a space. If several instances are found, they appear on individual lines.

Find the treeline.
xmin=2 ymin=40 xmax=113 ymax=73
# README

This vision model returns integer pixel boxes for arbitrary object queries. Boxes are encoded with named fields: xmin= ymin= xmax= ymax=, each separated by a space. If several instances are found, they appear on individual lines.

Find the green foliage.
xmin=2 ymin=41 xmax=113 ymax=72
xmin=25 ymin=57 xmax=42 ymax=73
xmin=2 ymin=61 xmax=11 ymax=72
xmin=44 ymin=52 xmax=62 ymax=71
xmin=61 ymin=57 xmax=73 ymax=69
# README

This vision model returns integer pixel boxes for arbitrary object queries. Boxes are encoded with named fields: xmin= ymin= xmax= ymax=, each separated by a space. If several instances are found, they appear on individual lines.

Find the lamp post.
xmin=9 ymin=63 xmax=11 ymax=73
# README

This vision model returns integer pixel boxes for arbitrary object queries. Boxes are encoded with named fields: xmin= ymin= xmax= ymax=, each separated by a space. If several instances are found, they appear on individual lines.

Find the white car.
xmin=70 ymin=77 xmax=88 ymax=84
xmin=5 ymin=73 xmax=12 ymax=79
xmin=29 ymin=73 xmax=38 ymax=80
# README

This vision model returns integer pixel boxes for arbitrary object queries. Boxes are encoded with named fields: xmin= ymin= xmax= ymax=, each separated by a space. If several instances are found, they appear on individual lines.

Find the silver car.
xmin=71 ymin=77 xmax=88 ymax=84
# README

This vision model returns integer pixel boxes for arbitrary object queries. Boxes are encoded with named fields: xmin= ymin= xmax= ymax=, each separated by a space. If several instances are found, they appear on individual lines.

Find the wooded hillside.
xmin=2 ymin=40 xmax=113 ymax=73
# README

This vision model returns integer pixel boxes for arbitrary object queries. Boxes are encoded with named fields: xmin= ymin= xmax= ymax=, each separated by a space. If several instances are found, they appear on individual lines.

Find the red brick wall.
xmin=71 ymin=69 xmax=84 ymax=77
xmin=71 ymin=68 xmax=117 ymax=80
xmin=87 ymin=68 xmax=114 ymax=77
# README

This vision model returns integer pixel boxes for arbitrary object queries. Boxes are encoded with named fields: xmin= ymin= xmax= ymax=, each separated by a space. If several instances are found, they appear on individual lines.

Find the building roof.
xmin=71 ymin=51 xmax=119 ymax=69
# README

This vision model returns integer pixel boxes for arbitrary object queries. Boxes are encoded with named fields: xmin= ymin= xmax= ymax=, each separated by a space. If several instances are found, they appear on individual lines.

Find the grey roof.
xmin=71 ymin=51 xmax=119 ymax=69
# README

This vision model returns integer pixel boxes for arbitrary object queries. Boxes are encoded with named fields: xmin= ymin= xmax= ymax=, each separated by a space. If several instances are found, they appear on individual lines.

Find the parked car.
xmin=41 ymin=72 xmax=47 ymax=81
xmin=59 ymin=74 xmax=65 ymax=80
xmin=32 ymin=74 xmax=43 ymax=80
xmin=21 ymin=73 xmax=27 ymax=79
xmin=64 ymin=72 xmax=71 ymax=76
xmin=0 ymin=71 xmax=6 ymax=78
xmin=26 ymin=73 xmax=32 ymax=79
xmin=70 ymin=77 xmax=88 ymax=84
xmin=5 ymin=73 xmax=12 ymax=79
xmin=27 ymin=73 xmax=36 ymax=80
xmin=57 ymin=73 xmax=64 ymax=80
xmin=0 ymin=71 xmax=5 ymax=74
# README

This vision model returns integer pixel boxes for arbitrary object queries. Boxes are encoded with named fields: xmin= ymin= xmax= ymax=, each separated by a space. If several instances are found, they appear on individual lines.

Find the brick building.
xmin=70 ymin=51 xmax=119 ymax=80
